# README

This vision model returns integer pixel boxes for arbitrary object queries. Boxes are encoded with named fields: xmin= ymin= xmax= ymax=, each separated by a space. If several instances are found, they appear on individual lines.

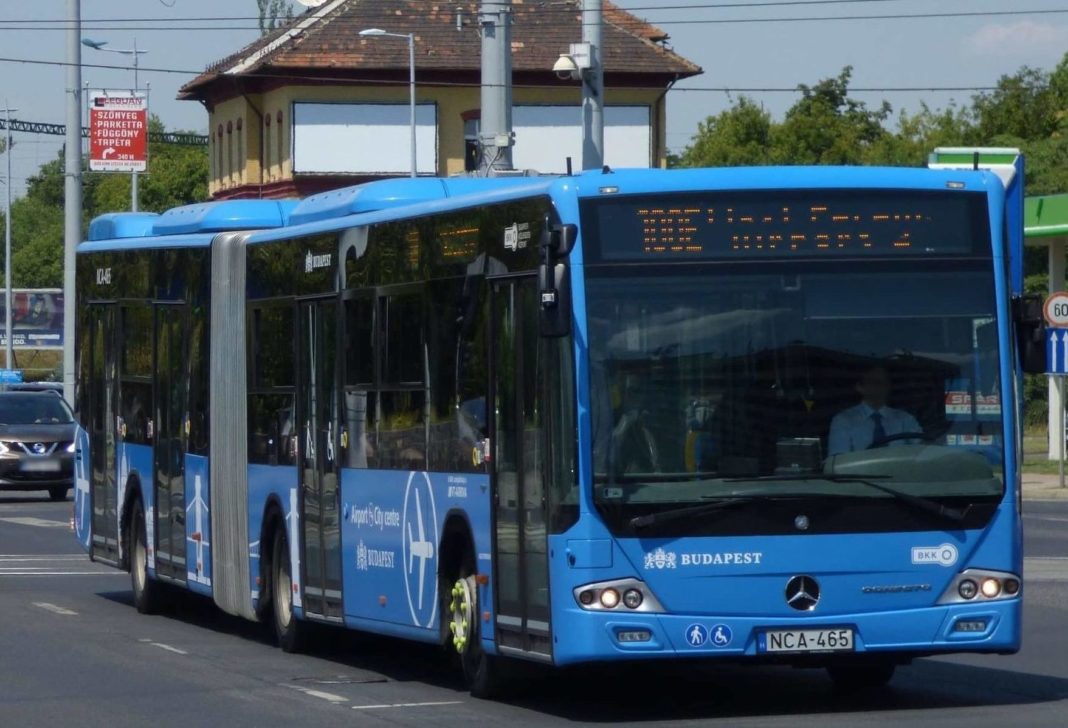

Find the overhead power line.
xmin=4 ymin=5 xmax=1068 ymax=30
xmin=0 ymin=55 xmax=1030 ymax=95
xmin=0 ymin=0 xmax=922 ymax=24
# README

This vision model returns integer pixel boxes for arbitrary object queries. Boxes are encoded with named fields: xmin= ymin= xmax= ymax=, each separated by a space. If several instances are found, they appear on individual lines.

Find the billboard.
xmin=89 ymin=90 xmax=148 ymax=173
xmin=292 ymin=102 xmax=438 ymax=175
xmin=0 ymin=290 xmax=64 ymax=349
xmin=512 ymin=105 xmax=651 ymax=173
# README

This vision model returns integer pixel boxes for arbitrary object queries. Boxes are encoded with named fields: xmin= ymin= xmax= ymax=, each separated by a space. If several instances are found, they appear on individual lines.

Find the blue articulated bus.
xmin=75 ymin=152 xmax=1045 ymax=697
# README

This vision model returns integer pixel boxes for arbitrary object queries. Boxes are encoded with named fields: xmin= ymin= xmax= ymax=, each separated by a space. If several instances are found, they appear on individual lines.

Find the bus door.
xmin=153 ymin=303 xmax=187 ymax=582
xmin=297 ymin=298 xmax=343 ymax=621
xmin=88 ymin=304 xmax=120 ymax=564
xmin=490 ymin=276 xmax=552 ymax=658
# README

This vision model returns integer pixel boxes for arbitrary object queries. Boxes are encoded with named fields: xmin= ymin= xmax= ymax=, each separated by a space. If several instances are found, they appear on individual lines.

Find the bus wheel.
xmin=448 ymin=574 xmax=508 ymax=699
xmin=130 ymin=499 xmax=162 ymax=614
xmin=827 ymin=661 xmax=896 ymax=691
xmin=271 ymin=527 xmax=308 ymax=653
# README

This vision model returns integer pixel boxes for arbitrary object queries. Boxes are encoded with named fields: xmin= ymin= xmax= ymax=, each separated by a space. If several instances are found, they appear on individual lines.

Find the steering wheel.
xmin=867 ymin=431 xmax=934 ymax=449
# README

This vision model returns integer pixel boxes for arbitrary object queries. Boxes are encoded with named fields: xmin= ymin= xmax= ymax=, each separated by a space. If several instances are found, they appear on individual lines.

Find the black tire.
xmin=130 ymin=499 xmax=163 ymax=614
xmin=48 ymin=485 xmax=68 ymax=501
xmin=271 ymin=527 xmax=309 ymax=653
xmin=827 ymin=661 xmax=896 ymax=691
xmin=447 ymin=566 xmax=510 ymax=699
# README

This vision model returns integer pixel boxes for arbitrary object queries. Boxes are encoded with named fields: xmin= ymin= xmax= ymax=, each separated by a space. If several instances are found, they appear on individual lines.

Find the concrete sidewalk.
xmin=1022 ymin=472 xmax=1068 ymax=500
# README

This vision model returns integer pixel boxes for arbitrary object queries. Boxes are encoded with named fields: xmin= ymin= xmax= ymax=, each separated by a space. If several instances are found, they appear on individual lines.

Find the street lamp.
xmin=2 ymin=101 xmax=16 ymax=371
xmin=81 ymin=37 xmax=148 ymax=211
xmin=359 ymin=28 xmax=417 ymax=178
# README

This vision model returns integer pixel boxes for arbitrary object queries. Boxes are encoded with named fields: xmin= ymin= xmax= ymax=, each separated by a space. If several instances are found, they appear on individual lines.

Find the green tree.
xmin=677 ymin=96 xmax=773 ymax=168
xmin=865 ymin=103 xmax=976 ymax=167
xmin=257 ymin=0 xmax=294 ymax=34
xmin=677 ymin=67 xmax=894 ymax=168
xmin=0 ymin=117 xmax=207 ymax=289
xmin=770 ymin=67 xmax=891 ymax=165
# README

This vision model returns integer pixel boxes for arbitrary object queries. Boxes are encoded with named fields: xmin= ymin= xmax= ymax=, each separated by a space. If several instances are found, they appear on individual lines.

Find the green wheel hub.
xmin=449 ymin=576 xmax=475 ymax=654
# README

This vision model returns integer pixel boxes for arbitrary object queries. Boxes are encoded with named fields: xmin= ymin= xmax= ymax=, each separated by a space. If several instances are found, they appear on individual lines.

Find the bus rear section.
xmin=547 ymin=167 xmax=1023 ymax=687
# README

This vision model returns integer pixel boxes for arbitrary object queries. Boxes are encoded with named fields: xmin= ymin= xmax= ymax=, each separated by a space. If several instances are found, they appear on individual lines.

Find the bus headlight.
xmin=573 ymin=578 xmax=664 ymax=613
xmin=599 ymin=588 xmax=620 ymax=609
xmin=939 ymin=568 xmax=1021 ymax=604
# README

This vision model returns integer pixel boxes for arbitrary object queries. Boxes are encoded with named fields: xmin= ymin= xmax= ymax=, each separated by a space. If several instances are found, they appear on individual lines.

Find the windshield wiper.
xmin=726 ymin=473 xmax=967 ymax=524
xmin=629 ymin=495 xmax=766 ymax=530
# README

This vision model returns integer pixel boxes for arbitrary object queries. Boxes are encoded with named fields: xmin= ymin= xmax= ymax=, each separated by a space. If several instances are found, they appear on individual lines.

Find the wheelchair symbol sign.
xmin=710 ymin=623 xmax=732 ymax=647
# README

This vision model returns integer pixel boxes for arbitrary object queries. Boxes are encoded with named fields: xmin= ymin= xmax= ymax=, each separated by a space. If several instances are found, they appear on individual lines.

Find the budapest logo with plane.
xmin=402 ymin=472 xmax=439 ymax=628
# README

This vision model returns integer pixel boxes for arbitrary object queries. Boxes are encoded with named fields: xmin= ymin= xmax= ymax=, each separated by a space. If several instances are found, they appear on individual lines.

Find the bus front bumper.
xmin=546 ymin=599 xmax=1021 ymax=666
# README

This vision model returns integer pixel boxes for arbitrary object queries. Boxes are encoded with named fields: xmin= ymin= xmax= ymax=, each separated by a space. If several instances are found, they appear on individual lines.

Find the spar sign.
xmin=89 ymin=90 xmax=147 ymax=172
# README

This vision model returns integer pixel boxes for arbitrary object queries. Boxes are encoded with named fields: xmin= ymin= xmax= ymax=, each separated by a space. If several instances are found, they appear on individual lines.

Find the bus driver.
xmin=828 ymin=365 xmax=921 ymax=455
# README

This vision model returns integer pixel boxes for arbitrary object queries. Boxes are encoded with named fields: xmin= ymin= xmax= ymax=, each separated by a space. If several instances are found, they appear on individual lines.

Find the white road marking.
xmin=0 ymin=517 xmax=68 ymax=528
xmin=0 ymin=571 xmax=122 ymax=576
xmin=1024 ymin=514 xmax=1068 ymax=523
xmin=0 ymin=554 xmax=118 ymax=576
xmin=32 ymin=602 xmax=78 ymax=616
xmin=284 ymin=685 xmax=349 ymax=704
xmin=351 ymin=701 xmax=463 ymax=710
xmin=1025 ymin=557 xmax=1068 ymax=582
xmin=139 ymin=639 xmax=188 ymax=655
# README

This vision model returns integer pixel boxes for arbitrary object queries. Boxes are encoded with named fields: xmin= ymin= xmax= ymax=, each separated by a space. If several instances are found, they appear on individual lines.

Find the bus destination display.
xmin=584 ymin=190 xmax=987 ymax=261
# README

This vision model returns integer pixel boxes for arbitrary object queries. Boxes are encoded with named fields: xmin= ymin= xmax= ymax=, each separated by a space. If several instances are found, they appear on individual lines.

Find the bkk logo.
xmin=911 ymin=543 xmax=958 ymax=567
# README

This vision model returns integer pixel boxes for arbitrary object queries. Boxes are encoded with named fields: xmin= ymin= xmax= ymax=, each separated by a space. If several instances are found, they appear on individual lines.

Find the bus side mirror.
xmin=1013 ymin=294 xmax=1046 ymax=374
xmin=538 ymin=220 xmax=576 ymax=338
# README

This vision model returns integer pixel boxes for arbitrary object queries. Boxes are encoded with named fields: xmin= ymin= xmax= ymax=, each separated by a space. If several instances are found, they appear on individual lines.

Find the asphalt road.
xmin=1 ymin=492 xmax=1067 ymax=728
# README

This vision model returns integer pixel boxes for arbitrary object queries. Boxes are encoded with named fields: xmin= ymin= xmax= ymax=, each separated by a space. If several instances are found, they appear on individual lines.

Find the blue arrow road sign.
xmin=1048 ymin=329 xmax=1068 ymax=374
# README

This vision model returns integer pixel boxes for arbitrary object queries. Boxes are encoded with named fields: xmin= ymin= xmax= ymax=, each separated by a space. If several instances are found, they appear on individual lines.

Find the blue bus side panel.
xmin=339 ymin=469 xmax=493 ymax=639
xmin=117 ymin=442 xmax=154 ymax=573
xmin=247 ymin=464 xmax=299 ymax=616
xmin=73 ymin=426 xmax=92 ymax=553
xmin=184 ymin=454 xmax=213 ymax=596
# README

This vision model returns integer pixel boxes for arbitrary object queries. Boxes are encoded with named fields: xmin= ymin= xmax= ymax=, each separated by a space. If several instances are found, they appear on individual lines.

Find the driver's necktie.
xmin=871 ymin=412 xmax=886 ymax=444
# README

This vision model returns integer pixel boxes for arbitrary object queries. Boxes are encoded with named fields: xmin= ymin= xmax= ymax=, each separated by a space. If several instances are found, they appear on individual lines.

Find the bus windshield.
xmin=585 ymin=262 xmax=1004 ymax=536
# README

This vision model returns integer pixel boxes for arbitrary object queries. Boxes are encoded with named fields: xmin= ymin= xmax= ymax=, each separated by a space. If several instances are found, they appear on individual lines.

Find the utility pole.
xmin=131 ymin=37 xmax=140 ymax=211
xmin=478 ymin=1 xmax=514 ymax=174
xmin=3 ymin=102 xmax=15 ymax=370
xmin=63 ymin=0 xmax=81 ymax=401
xmin=581 ymin=0 xmax=604 ymax=170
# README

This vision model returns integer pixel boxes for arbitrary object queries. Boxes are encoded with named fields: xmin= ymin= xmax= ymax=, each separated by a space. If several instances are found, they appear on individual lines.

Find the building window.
xmin=264 ymin=115 xmax=272 ymax=181
xmin=226 ymin=120 xmax=234 ymax=187
xmin=216 ymin=125 xmax=224 ymax=188
xmin=463 ymin=112 xmax=480 ymax=172
xmin=276 ymin=110 xmax=284 ymax=177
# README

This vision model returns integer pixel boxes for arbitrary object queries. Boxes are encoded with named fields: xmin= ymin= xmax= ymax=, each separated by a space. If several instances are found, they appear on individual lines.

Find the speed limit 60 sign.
xmin=1044 ymin=291 xmax=1068 ymax=327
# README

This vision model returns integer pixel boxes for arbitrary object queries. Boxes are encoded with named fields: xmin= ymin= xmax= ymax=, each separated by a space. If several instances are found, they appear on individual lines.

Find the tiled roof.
xmin=179 ymin=0 xmax=701 ymax=99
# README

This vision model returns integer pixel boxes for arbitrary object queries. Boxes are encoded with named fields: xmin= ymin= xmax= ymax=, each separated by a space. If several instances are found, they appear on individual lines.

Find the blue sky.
xmin=2 ymin=0 xmax=1068 ymax=198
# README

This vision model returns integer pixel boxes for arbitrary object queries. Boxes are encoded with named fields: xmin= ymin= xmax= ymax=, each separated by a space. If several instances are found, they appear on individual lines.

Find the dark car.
xmin=0 ymin=392 xmax=76 ymax=501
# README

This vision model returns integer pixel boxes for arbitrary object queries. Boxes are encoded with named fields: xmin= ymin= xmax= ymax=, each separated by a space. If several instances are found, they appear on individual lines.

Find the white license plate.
xmin=760 ymin=628 xmax=854 ymax=653
xmin=21 ymin=460 xmax=60 ymax=472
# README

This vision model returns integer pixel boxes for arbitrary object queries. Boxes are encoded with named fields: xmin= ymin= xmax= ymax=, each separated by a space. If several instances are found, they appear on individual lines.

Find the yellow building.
xmin=179 ymin=0 xmax=701 ymax=199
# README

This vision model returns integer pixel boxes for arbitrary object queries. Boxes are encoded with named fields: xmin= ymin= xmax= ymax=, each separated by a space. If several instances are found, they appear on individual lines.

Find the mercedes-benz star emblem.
xmin=785 ymin=575 xmax=820 ymax=611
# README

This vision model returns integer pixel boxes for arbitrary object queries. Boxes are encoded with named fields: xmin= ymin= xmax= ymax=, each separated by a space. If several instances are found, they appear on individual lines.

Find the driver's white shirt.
xmin=827 ymin=402 xmax=920 ymax=456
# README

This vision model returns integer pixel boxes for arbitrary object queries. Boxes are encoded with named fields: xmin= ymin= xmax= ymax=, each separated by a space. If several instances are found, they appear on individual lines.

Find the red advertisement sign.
xmin=89 ymin=91 xmax=147 ymax=172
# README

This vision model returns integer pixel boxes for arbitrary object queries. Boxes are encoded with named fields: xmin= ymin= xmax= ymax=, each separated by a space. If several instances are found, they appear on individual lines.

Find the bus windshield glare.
xmin=583 ymin=190 xmax=1003 ymax=536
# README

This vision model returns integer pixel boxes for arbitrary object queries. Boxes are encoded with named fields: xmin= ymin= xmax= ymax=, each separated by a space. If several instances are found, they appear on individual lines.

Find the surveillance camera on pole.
xmin=553 ymin=42 xmax=591 ymax=81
